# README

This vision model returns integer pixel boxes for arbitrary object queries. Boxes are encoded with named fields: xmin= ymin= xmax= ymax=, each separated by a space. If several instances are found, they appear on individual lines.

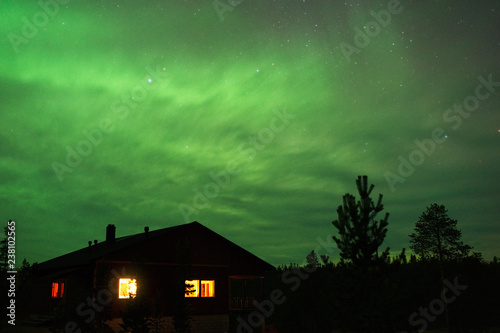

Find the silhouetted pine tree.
xmin=409 ymin=203 xmax=475 ymax=263
xmin=409 ymin=204 xmax=480 ymax=333
xmin=330 ymin=176 xmax=394 ymax=332
xmin=332 ymin=175 xmax=390 ymax=267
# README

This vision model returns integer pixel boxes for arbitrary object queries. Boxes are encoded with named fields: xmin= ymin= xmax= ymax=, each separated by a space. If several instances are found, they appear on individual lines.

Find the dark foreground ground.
xmin=2 ymin=326 xmax=500 ymax=333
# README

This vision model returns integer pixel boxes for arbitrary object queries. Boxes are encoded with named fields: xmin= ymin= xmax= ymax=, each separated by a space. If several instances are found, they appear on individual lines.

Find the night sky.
xmin=1 ymin=0 xmax=499 ymax=267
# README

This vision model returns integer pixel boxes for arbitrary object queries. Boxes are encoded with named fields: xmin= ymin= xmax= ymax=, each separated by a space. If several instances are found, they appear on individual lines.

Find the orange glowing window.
xmin=200 ymin=280 xmax=215 ymax=297
xmin=51 ymin=281 xmax=64 ymax=298
xmin=185 ymin=280 xmax=215 ymax=297
xmin=119 ymin=278 xmax=137 ymax=299
xmin=185 ymin=280 xmax=199 ymax=297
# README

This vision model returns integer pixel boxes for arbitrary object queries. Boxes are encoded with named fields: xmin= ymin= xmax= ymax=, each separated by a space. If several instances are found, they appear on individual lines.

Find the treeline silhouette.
xmin=261 ymin=176 xmax=499 ymax=333
xmin=263 ymin=253 xmax=500 ymax=333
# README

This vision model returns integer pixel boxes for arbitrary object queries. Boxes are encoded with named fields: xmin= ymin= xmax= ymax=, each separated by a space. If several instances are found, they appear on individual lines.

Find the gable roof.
xmin=35 ymin=221 xmax=274 ymax=273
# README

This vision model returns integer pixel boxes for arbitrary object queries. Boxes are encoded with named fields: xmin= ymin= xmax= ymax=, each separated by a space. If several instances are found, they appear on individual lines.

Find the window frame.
xmin=118 ymin=277 xmax=138 ymax=299
xmin=185 ymin=279 xmax=215 ymax=298
xmin=200 ymin=280 xmax=215 ymax=297
xmin=185 ymin=280 xmax=199 ymax=298
xmin=51 ymin=280 xmax=65 ymax=298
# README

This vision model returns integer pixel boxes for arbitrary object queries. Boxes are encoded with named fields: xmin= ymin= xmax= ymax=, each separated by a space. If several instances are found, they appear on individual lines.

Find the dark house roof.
xmin=35 ymin=221 xmax=274 ymax=274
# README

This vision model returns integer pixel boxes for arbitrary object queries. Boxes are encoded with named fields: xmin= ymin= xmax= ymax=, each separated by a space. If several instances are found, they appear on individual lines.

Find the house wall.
xmin=26 ymin=264 xmax=95 ymax=328
xmin=26 ymin=279 xmax=53 ymax=316
xmin=104 ymin=225 xmax=232 ymax=266
xmin=28 ymin=223 xmax=273 ymax=331
xmin=99 ymin=261 xmax=231 ymax=318
xmin=107 ymin=314 xmax=229 ymax=333
xmin=102 ymin=223 xmax=271 ymax=275
xmin=96 ymin=224 xmax=270 ymax=319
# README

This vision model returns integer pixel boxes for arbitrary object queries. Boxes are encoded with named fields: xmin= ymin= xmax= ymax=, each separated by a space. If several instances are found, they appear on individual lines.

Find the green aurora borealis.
xmin=1 ymin=0 xmax=499 ymax=266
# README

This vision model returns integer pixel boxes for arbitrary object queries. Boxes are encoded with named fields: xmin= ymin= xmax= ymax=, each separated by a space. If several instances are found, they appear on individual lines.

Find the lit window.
xmin=200 ymin=280 xmax=215 ymax=297
xmin=185 ymin=280 xmax=199 ymax=297
xmin=119 ymin=278 xmax=137 ymax=299
xmin=185 ymin=280 xmax=215 ymax=297
xmin=51 ymin=281 xmax=64 ymax=298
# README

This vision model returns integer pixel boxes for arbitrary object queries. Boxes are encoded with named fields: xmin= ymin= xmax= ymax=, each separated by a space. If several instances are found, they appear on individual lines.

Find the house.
xmin=27 ymin=221 xmax=275 ymax=332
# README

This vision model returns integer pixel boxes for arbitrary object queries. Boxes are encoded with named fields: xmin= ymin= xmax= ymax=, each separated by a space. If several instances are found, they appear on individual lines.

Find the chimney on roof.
xmin=144 ymin=226 xmax=149 ymax=238
xmin=94 ymin=240 xmax=98 ymax=246
xmin=106 ymin=224 xmax=116 ymax=243
xmin=88 ymin=241 xmax=92 ymax=250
